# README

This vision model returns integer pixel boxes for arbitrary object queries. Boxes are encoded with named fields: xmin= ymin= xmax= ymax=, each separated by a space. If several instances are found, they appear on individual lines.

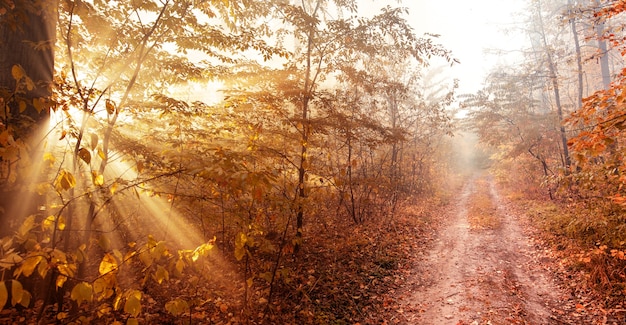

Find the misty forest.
xmin=2 ymin=0 xmax=626 ymax=324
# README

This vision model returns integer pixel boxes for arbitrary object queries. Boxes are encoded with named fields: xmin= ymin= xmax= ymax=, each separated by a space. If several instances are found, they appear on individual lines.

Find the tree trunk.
xmin=535 ymin=0 xmax=570 ymax=169
xmin=0 ymin=1 xmax=56 ymax=229
xmin=568 ymin=0 xmax=583 ymax=109
xmin=594 ymin=0 xmax=611 ymax=90
xmin=294 ymin=0 xmax=322 ymax=254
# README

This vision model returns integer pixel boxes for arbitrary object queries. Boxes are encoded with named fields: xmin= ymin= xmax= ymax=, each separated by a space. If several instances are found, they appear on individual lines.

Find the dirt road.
xmin=400 ymin=174 xmax=573 ymax=324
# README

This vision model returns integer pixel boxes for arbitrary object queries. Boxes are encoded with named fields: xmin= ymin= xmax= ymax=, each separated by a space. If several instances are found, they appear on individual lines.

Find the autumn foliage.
xmin=0 ymin=0 xmax=459 ymax=323
xmin=462 ymin=0 xmax=626 ymax=310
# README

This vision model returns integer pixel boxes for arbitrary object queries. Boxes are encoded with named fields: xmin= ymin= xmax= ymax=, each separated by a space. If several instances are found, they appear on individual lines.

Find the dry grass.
xmin=467 ymin=179 xmax=500 ymax=230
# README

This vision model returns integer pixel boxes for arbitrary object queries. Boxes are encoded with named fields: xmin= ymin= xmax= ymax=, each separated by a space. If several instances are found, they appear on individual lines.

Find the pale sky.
xmin=377 ymin=0 xmax=528 ymax=95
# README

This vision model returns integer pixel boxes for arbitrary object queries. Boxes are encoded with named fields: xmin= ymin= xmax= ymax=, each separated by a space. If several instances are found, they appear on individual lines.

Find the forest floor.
xmin=5 ymin=171 xmax=623 ymax=324
xmin=379 ymin=172 xmax=612 ymax=325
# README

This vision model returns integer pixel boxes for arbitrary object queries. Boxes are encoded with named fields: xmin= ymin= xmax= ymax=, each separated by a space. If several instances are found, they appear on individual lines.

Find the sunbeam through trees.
xmin=2 ymin=0 xmax=626 ymax=324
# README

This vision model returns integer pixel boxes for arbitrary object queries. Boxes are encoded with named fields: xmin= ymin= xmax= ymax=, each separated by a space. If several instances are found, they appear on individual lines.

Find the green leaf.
xmin=70 ymin=282 xmax=93 ymax=305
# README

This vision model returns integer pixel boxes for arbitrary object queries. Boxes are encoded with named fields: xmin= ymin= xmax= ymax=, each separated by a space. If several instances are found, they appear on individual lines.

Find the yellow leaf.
xmin=70 ymin=282 xmax=93 ymax=305
xmin=165 ymin=298 xmax=189 ymax=316
xmin=25 ymin=77 xmax=34 ymax=91
xmin=92 ymin=171 xmax=104 ymax=186
xmin=17 ymin=215 xmax=36 ymax=238
xmin=106 ymin=99 xmax=116 ymax=115
xmin=62 ymin=171 xmax=76 ymax=190
xmin=20 ymin=255 xmax=42 ymax=277
xmin=113 ymin=249 xmax=123 ymax=264
xmin=93 ymin=276 xmax=115 ymax=300
xmin=78 ymin=148 xmax=91 ymax=164
xmin=152 ymin=265 xmax=169 ymax=284
xmin=37 ymin=258 xmax=48 ymax=279
xmin=137 ymin=160 xmax=144 ymax=173
xmin=124 ymin=290 xmax=142 ymax=317
xmin=11 ymin=65 xmax=24 ymax=80
xmin=97 ymin=304 xmax=112 ymax=317
xmin=11 ymin=280 xmax=23 ymax=306
xmin=57 ymin=216 xmax=66 ymax=231
xmin=110 ymin=182 xmax=119 ymax=195
xmin=234 ymin=232 xmax=247 ymax=261
xmin=55 ymin=170 xmax=76 ymax=191
xmin=99 ymin=235 xmax=111 ymax=251
xmin=33 ymin=97 xmax=43 ymax=113
xmin=0 ymin=282 xmax=7 ymax=309
xmin=18 ymin=290 xmax=31 ymax=307
xmin=175 ymin=259 xmax=185 ymax=274
xmin=43 ymin=152 xmax=56 ymax=165
xmin=99 ymin=253 xmax=117 ymax=275
xmin=56 ymin=275 xmax=67 ymax=288
xmin=42 ymin=215 xmax=55 ymax=231
xmin=90 ymin=133 xmax=99 ymax=150
xmin=113 ymin=294 xmax=123 ymax=310
xmin=0 ymin=253 xmax=23 ymax=269
xmin=139 ymin=250 xmax=153 ymax=267
xmin=18 ymin=101 xmax=26 ymax=113
xmin=76 ymin=244 xmax=87 ymax=264
xmin=126 ymin=318 xmax=138 ymax=325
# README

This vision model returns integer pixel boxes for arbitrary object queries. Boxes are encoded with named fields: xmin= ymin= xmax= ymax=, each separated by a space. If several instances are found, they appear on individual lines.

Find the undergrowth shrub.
xmin=522 ymin=197 xmax=626 ymax=299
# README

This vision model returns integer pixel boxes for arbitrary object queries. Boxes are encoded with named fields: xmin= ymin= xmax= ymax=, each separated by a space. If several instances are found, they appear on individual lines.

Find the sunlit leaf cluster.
xmin=0 ymin=0 xmax=459 ymax=322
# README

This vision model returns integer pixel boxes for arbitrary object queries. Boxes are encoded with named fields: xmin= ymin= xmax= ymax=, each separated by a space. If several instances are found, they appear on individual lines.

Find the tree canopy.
xmin=0 ymin=0 xmax=459 ymax=323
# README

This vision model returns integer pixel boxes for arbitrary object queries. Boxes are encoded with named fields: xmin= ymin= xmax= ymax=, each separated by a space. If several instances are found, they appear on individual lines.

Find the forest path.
xmin=399 ymin=172 xmax=570 ymax=324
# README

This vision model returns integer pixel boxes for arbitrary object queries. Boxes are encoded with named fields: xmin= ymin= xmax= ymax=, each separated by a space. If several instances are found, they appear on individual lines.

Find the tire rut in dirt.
xmin=402 ymin=174 xmax=566 ymax=324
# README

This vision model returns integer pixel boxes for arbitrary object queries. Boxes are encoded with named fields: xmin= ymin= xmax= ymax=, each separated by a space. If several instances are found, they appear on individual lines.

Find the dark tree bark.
xmin=0 ymin=1 xmax=55 ymax=120
xmin=0 ymin=0 xmax=56 ymax=228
